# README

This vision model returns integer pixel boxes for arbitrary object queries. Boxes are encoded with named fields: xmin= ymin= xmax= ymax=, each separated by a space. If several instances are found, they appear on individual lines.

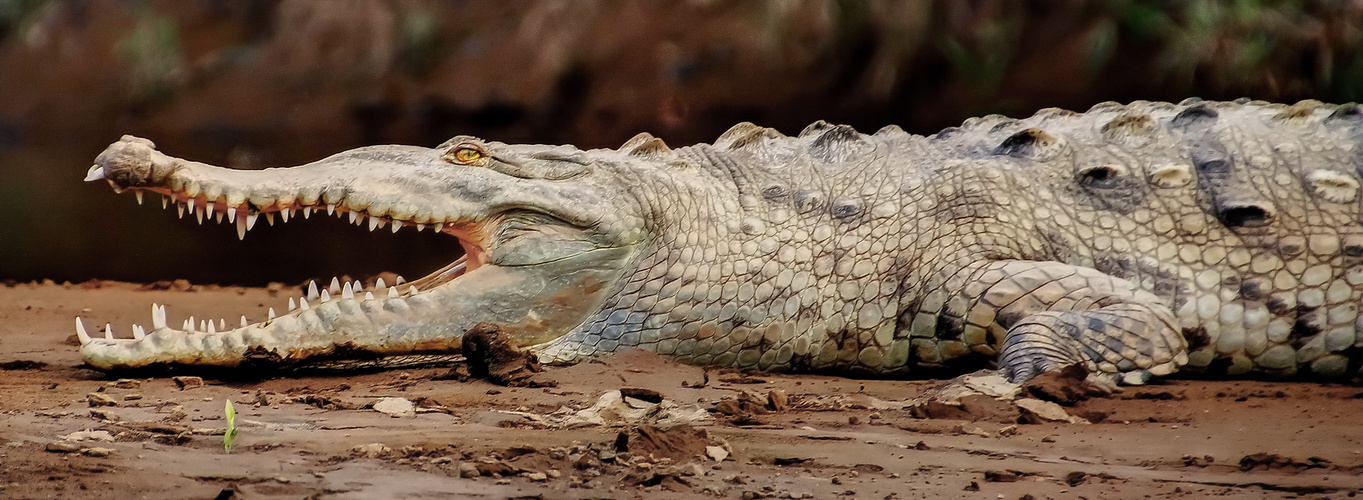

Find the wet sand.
xmin=1 ymin=281 xmax=1360 ymax=499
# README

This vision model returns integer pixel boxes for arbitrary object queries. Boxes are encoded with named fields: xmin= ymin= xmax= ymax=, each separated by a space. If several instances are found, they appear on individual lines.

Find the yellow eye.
xmin=452 ymin=147 xmax=482 ymax=163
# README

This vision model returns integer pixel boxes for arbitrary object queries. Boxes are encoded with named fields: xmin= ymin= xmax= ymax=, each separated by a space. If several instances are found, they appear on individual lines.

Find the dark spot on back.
xmin=1183 ymin=327 xmax=1211 ymax=350
xmin=1218 ymin=204 xmax=1273 ymax=228
xmin=1291 ymin=309 xmax=1323 ymax=341
xmin=1239 ymin=280 xmax=1267 ymax=301
xmin=935 ymin=314 xmax=964 ymax=340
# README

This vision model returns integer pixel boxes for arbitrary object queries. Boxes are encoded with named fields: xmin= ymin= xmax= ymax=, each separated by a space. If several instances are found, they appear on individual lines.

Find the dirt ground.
xmin=1 ymin=281 xmax=1361 ymax=499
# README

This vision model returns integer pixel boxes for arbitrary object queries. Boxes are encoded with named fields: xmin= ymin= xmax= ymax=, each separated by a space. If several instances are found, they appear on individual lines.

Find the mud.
xmin=1 ymin=281 xmax=1361 ymax=499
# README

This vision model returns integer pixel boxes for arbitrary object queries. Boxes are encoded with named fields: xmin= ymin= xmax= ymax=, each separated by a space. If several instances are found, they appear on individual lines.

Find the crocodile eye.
xmin=444 ymin=145 xmax=485 ymax=165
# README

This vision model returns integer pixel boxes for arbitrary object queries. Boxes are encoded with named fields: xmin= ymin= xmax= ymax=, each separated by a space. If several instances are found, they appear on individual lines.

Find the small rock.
xmin=61 ymin=430 xmax=114 ymax=442
xmin=87 ymin=393 xmax=117 ymax=407
xmin=1016 ymin=398 xmax=1088 ymax=424
xmin=350 ymin=443 xmax=392 ymax=458
xmin=123 ymin=394 xmax=143 ymax=401
xmin=172 ymin=376 xmax=203 ymax=390
xmin=678 ymin=463 xmax=704 ymax=476
xmin=767 ymin=390 xmax=788 ymax=412
xmin=373 ymin=397 xmax=416 ymax=418
xmin=89 ymin=408 xmax=119 ymax=421
xmin=431 ymin=456 xmax=453 ymax=465
xmin=113 ymin=379 xmax=141 ymax=389
xmin=45 ymin=442 xmax=81 ymax=453
xmin=525 ymin=471 xmax=548 ymax=482
xmin=458 ymin=462 xmax=479 ymax=478
xmin=1065 ymin=471 xmax=1088 ymax=486
xmin=706 ymin=445 xmax=729 ymax=462
xmin=83 ymin=447 xmax=113 ymax=457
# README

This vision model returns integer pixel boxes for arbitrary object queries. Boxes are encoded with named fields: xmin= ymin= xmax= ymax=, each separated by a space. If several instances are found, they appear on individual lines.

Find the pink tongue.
xmin=459 ymin=240 xmax=487 ymax=271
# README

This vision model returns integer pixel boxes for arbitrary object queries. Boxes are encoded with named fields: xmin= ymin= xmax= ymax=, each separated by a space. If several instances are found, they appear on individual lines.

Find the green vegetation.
xmin=223 ymin=399 xmax=238 ymax=454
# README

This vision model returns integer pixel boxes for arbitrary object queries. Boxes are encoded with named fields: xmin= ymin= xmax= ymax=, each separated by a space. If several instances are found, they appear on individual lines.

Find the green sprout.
xmin=223 ymin=399 xmax=238 ymax=454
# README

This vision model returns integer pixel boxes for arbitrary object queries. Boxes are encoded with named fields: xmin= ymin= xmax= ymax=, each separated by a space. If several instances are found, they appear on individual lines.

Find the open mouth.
xmin=77 ymin=169 xmax=483 ymax=347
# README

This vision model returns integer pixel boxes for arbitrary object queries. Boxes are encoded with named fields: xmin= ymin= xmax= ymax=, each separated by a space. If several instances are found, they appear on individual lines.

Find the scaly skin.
xmin=78 ymin=99 xmax=1363 ymax=384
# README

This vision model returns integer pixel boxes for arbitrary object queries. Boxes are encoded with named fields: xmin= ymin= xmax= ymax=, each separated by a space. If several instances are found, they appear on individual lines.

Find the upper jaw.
xmin=77 ymin=135 xmax=642 ymax=372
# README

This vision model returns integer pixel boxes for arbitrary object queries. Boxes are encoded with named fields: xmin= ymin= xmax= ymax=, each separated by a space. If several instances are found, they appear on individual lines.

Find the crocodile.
xmin=76 ymin=99 xmax=1363 ymax=384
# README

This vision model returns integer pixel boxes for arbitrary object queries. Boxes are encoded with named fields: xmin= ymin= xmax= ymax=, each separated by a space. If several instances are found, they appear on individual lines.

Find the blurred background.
xmin=2 ymin=0 xmax=1362 ymax=286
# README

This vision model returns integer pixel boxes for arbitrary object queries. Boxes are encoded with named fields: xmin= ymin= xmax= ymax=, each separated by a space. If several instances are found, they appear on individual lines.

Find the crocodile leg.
xmin=963 ymin=261 xmax=1188 ymax=385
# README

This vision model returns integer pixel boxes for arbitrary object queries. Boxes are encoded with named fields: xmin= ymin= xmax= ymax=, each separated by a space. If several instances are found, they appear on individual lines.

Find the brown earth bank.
xmin=2 ymin=281 xmax=1362 ymax=499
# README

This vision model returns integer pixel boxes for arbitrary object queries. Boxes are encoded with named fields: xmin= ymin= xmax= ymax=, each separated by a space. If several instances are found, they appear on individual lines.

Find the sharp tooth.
xmin=327 ymin=204 xmax=336 ymax=215
xmin=368 ymin=217 xmax=382 ymax=231
xmin=300 ymin=297 xmax=310 ymax=310
xmin=408 ymin=285 xmax=419 ymax=296
xmin=329 ymin=277 xmax=341 ymax=293
xmin=228 ymin=207 xmax=237 ymax=223
xmin=350 ymin=211 xmax=359 ymax=224
xmin=152 ymin=303 xmax=166 ymax=329
xmin=342 ymin=282 xmax=354 ymax=299
xmin=135 ymin=191 xmax=144 ymax=205
xmin=352 ymin=280 xmax=362 ymax=291
xmin=433 ymin=222 xmax=443 ymax=232
xmin=281 ymin=209 xmax=290 ymax=223
xmin=288 ymin=297 xmax=297 ymax=311
xmin=207 ymin=321 xmax=216 ymax=334
xmin=304 ymin=207 xmax=313 ymax=218
xmin=219 ymin=318 xmax=226 ymax=330
xmin=375 ymin=277 xmax=387 ymax=289
xmin=268 ymin=308 xmax=277 ymax=320
xmin=216 ymin=210 xmax=225 ymax=224
xmin=240 ymin=316 xmax=248 ymax=327
xmin=388 ymin=286 xmax=399 ymax=298
xmin=75 ymin=318 xmax=91 ymax=345
xmin=188 ymin=200 xmax=195 ymax=214
xmin=391 ymin=220 xmax=402 ymax=233
xmin=196 ymin=205 xmax=204 ymax=224
xmin=177 ymin=204 xmax=185 ymax=218
xmin=320 ymin=289 xmax=331 ymax=302
xmin=395 ymin=276 xmax=407 ymax=285
xmin=105 ymin=323 xmax=114 ymax=340
xmin=416 ymin=223 xmax=425 ymax=232
xmin=364 ymin=291 xmax=374 ymax=300
xmin=206 ymin=201 xmax=214 ymax=215
xmin=183 ymin=319 xmax=192 ymax=331
xmin=162 ymin=196 xmax=169 ymax=209
xmin=246 ymin=212 xmax=258 ymax=230
xmin=200 ymin=320 xmax=207 ymax=332
xmin=307 ymin=280 xmax=320 ymax=300
xmin=132 ymin=324 xmax=145 ymax=339
xmin=266 ymin=212 xmax=275 ymax=226
xmin=84 ymin=166 xmax=106 ymax=181
xmin=236 ymin=217 xmax=247 ymax=240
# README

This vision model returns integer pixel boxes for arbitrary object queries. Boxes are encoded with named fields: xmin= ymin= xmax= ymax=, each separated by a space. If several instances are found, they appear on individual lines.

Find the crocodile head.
xmin=78 ymin=134 xmax=654 ymax=370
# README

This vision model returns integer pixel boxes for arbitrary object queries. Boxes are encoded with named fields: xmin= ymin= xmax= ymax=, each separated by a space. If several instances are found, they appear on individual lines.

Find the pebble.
xmin=86 ymin=393 xmax=117 ymax=407
xmin=458 ymin=462 xmax=479 ymax=478
xmin=172 ymin=376 xmax=204 ymax=390
xmin=83 ymin=447 xmax=113 ymax=457
xmin=45 ymin=442 xmax=80 ymax=453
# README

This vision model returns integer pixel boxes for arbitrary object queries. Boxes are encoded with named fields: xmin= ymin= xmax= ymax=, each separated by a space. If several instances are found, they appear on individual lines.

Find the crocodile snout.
xmin=86 ymin=135 xmax=172 ymax=188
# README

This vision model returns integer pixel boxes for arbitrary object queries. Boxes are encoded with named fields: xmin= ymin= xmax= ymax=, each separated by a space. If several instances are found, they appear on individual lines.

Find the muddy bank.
xmin=1 ymin=281 xmax=1361 ymax=498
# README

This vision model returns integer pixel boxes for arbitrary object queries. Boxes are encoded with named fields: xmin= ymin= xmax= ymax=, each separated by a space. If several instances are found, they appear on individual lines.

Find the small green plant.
xmin=223 ymin=399 xmax=238 ymax=454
